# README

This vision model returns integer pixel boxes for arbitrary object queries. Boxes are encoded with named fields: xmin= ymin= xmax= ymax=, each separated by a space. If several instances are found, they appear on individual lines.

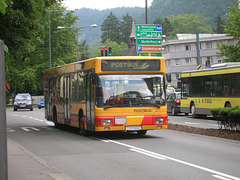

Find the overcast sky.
xmin=62 ymin=0 xmax=154 ymax=10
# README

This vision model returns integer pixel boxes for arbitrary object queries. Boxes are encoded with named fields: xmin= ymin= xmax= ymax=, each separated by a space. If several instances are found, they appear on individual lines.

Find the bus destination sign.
xmin=101 ymin=60 xmax=160 ymax=71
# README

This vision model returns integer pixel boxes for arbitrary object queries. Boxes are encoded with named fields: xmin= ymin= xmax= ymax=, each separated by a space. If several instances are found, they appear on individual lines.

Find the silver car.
xmin=13 ymin=93 xmax=33 ymax=111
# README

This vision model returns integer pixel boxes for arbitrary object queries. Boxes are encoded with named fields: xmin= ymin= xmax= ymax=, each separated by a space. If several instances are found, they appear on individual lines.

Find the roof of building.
xmin=122 ymin=46 xmax=137 ymax=56
xmin=176 ymin=34 xmax=227 ymax=40
xmin=129 ymin=17 xmax=136 ymax=39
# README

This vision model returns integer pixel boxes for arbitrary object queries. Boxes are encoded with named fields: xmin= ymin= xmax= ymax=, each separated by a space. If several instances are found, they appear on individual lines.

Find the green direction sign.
xmin=138 ymin=53 xmax=162 ymax=57
xmin=136 ymin=39 xmax=162 ymax=45
xmin=136 ymin=31 xmax=162 ymax=39
xmin=136 ymin=24 xmax=162 ymax=32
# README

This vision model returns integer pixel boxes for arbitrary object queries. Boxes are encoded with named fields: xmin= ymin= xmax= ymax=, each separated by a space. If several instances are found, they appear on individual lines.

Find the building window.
xmin=166 ymin=59 xmax=170 ymax=67
xmin=207 ymin=56 xmax=213 ymax=64
xmin=185 ymin=44 xmax=191 ymax=51
xmin=174 ymin=45 xmax=180 ymax=52
xmin=206 ymin=42 xmax=212 ymax=49
xmin=186 ymin=58 xmax=191 ymax=65
xmin=176 ymin=73 xmax=181 ymax=79
xmin=175 ymin=59 xmax=181 ymax=66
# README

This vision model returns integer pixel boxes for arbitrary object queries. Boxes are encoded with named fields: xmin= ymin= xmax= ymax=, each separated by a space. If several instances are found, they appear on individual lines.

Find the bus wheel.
xmin=137 ymin=130 xmax=147 ymax=135
xmin=225 ymin=102 xmax=231 ymax=108
xmin=191 ymin=103 xmax=197 ymax=118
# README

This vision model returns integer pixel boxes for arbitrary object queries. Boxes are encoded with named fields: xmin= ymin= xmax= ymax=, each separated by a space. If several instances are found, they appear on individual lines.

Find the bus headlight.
xmin=156 ymin=118 xmax=164 ymax=124
xmin=102 ymin=120 xmax=111 ymax=125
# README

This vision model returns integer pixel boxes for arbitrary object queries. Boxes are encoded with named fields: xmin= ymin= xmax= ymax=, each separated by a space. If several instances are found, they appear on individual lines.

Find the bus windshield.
xmin=96 ymin=74 xmax=166 ymax=108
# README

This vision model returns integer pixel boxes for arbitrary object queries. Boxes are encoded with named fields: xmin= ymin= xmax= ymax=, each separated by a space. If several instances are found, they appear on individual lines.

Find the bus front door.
xmin=86 ymin=75 xmax=95 ymax=131
xmin=64 ymin=76 xmax=71 ymax=125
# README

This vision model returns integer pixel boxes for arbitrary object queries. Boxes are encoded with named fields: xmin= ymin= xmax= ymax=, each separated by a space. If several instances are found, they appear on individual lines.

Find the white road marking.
xmin=213 ymin=175 xmax=232 ymax=180
xmin=21 ymin=127 xmax=41 ymax=132
xmin=130 ymin=148 xmax=166 ymax=160
xmin=185 ymin=122 xmax=199 ymax=125
xmin=97 ymin=138 xmax=240 ymax=180
xmin=7 ymin=128 xmax=15 ymax=133
xmin=12 ymin=113 xmax=54 ymax=126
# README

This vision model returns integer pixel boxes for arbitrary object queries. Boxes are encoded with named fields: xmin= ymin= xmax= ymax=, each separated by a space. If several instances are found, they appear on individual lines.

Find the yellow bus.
xmin=44 ymin=56 xmax=168 ymax=135
xmin=180 ymin=63 xmax=240 ymax=117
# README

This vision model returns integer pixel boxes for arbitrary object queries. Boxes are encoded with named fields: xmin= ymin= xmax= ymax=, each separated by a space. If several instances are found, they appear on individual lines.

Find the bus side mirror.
xmin=166 ymin=73 xmax=171 ymax=82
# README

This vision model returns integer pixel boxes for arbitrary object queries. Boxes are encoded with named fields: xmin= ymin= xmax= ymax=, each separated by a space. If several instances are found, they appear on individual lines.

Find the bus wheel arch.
xmin=224 ymin=102 xmax=231 ymax=108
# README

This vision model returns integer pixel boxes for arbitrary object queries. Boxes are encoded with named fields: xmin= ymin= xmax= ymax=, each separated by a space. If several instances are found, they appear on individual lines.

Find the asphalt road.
xmin=6 ymin=108 xmax=240 ymax=180
xmin=168 ymin=113 xmax=219 ymax=129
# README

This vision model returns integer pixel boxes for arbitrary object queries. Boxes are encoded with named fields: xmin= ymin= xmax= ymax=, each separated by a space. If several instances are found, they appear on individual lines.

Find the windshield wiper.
xmin=103 ymin=104 xmax=128 ymax=110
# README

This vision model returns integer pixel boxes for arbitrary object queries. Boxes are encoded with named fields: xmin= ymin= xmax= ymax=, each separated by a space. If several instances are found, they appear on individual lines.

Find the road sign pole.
xmin=145 ymin=0 xmax=148 ymax=24
xmin=0 ymin=41 xmax=8 ymax=180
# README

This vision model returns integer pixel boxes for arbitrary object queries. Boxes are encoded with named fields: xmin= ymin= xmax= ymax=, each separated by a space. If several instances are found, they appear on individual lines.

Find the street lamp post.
xmin=57 ymin=24 xmax=97 ymax=61
xmin=46 ymin=9 xmax=74 ymax=68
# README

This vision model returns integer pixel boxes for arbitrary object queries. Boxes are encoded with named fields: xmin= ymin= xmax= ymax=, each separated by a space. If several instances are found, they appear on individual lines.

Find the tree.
xmin=168 ymin=14 xmax=213 ymax=37
xmin=162 ymin=17 xmax=172 ymax=37
xmin=101 ymin=12 xmax=121 ymax=44
xmin=153 ymin=17 xmax=163 ymax=25
xmin=218 ymin=4 xmax=240 ymax=62
xmin=153 ymin=17 xmax=172 ymax=37
xmin=153 ymin=14 xmax=213 ymax=40
xmin=0 ymin=0 xmax=6 ymax=15
xmin=214 ymin=14 xmax=225 ymax=34
xmin=78 ymin=40 xmax=90 ymax=60
xmin=90 ymin=41 xmax=128 ymax=57
xmin=0 ymin=1 xmax=79 ymax=95
xmin=0 ymin=0 xmax=8 ymax=52
xmin=120 ymin=13 xmax=133 ymax=47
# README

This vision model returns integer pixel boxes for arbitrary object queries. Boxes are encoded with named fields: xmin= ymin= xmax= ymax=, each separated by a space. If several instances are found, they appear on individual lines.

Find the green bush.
xmin=210 ymin=106 xmax=240 ymax=131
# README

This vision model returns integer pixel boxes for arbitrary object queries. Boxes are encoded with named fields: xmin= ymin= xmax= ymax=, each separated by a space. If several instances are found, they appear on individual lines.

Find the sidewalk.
xmin=7 ymin=138 xmax=72 ymax=180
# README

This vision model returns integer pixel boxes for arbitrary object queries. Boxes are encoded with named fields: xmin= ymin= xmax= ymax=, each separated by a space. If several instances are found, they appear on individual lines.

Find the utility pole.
xmin=145 ymin=0 xmax=148 ymax=24
xmin=0 ymin=40 xmax=8 ymax=180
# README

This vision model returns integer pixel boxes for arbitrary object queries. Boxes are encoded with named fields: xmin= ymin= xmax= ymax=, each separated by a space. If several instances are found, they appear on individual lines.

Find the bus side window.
xmin=223 ymin=86 xmax=230 ymax=97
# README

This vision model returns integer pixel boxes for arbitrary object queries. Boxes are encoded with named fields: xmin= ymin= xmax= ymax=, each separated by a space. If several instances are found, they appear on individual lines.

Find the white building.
xmin=162 ymin=34 xmax=239 ymax=89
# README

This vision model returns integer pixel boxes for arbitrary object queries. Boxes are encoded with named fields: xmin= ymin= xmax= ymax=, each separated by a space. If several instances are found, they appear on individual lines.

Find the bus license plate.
xmin=126 ymin=126 xmax=141 ymax=131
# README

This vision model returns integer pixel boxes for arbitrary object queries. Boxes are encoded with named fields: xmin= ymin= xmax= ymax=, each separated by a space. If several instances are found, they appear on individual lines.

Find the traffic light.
xmin=105 ymin=47 xmax=108 ymax=56
xmin=109 ymin=47 xmax=112 ymax=56
xmin=205 ymin=60 xmax=210 ymax=68
xmin=100 ymin=47 xmax=104 ymax=56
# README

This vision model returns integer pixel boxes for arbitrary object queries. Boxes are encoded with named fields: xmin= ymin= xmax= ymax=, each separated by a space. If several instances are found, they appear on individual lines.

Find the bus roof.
xmin=44 ymin=56 xmax=165 ymax=78
xmin=181 ymin=63 xmax=240 ymax=78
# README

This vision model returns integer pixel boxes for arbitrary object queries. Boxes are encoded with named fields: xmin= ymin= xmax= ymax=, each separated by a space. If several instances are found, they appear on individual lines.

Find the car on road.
xmin=167 ymin=92 xmax=187 ymax=116
xmin=38 ymin=99 xmax=45 ymax=109
xmin=13 ymin=93 xmax=33 ymax=111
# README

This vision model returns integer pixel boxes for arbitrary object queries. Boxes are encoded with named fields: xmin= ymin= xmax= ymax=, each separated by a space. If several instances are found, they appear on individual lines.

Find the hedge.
xmin=210 ymin=106 xmax=240 ymax=131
